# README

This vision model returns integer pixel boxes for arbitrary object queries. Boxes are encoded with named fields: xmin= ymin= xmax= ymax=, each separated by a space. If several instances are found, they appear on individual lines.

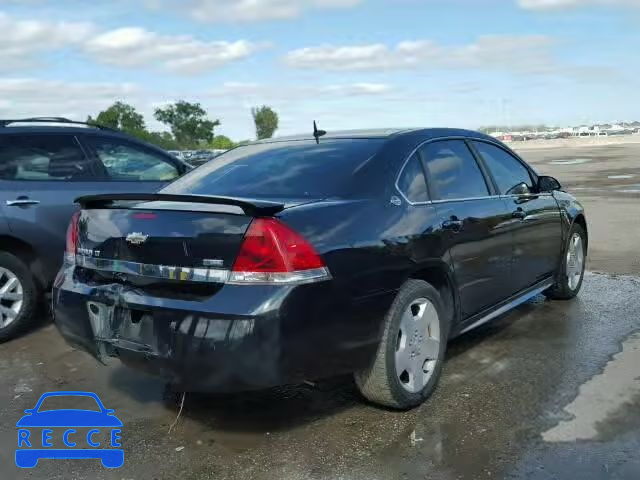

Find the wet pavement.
xmin=519 ymin=143 xmax=640 ymax=276
xmin=519 ymin=143 xmax=640 ymax=199
xmin=1 ymin=272 xmax=639 ymax=479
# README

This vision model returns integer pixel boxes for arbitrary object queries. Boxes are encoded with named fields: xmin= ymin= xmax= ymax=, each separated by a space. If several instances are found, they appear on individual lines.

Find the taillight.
xmin=230 ymin=218 xmax=330 ymax=284
xmin=65 ymin=211 xmax=81 ymax=263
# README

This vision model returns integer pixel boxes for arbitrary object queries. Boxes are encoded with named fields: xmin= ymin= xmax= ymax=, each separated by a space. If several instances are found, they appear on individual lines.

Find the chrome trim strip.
xmin=394 ymin=135 xmax=508 ymax=206
xmin=394 ymin=135 xmax=547 ymax=206
xmin=74 ymin=255 xmax=332 ymax=285
xmin=75 ymin=255 xmax=230 ymax=283
xmin=394 ymin=158 xmax=431 ymax=206
xmin=459 ymin=280 xmax=553 ymax=334
xmin=430 ymin=195 xmax=501 ymax=204
xmin=227 ymin=267 xmax=332 ymax=285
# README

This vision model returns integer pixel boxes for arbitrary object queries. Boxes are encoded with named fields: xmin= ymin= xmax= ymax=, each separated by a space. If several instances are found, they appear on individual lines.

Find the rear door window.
xmin=162 ymin=139 xmax=385 ymax=198
xmin=472 ymin=141 xmax=534 ymax=195
xmin=84 ymin=137 xmax=180 ymax=182
xmin=419 ymin=140 xmax=490 ymax=200
xmin=397 ymin=153 xmax=429 ymax=203
xmin=0 ymin=134 xmax=94 ymax=181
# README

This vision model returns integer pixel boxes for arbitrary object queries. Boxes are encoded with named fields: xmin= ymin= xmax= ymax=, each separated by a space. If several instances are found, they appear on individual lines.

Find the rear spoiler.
xmin=75 ymin=193 xmax=286 ymax=217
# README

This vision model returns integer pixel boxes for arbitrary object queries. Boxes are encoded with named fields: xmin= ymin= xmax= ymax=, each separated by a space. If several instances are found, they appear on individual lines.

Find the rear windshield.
xmin=162 ymin=139 xmax=384 ymax=198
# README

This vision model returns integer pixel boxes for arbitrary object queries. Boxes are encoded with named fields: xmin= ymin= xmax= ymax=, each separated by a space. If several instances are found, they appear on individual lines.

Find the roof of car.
xmin=252 ymin=127 xmax=497 ymax=144
xmin=0 ymin=125 xmax=125 ymax=135
xmin=0 ymin=124 xmax=188 ymax=161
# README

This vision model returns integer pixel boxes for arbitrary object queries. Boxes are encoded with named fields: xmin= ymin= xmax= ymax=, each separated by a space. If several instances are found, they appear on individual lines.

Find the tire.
xmin=354 ymin=279 xmax=449 ymax=410
xmin=544 ymin=223 xmax=587 ymax=300
xmin=0 ymin=252 xmax=39 ymax=342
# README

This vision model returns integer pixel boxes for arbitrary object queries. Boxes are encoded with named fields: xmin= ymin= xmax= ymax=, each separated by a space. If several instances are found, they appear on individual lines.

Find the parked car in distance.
xmin=53 ymin=128 xmax=588 ymax=409
xmin=0 ymin=117 xmax=190 ymax=341
xmin=186 ymin=149 xmax=227 ymax=167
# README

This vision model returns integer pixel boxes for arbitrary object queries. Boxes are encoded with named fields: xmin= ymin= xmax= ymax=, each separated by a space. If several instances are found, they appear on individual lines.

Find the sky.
xmin=0 ymin=0 xmax=638 ymax=140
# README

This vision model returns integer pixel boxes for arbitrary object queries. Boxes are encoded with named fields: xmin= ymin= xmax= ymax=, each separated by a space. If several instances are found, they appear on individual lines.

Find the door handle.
xmin=6 ymin=199 xmax=40 ymax=207
xmin=512 ymin=208 xmax=526 ymax=220
xmin=442 ymin=218 xmax=463 ymax=232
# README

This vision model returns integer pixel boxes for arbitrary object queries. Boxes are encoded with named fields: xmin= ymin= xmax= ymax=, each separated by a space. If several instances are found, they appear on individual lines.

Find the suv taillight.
xmin=230 ymin=218 xmax=330 ymax=284
xmin=65 ymin=211 xmax=81 ymax=263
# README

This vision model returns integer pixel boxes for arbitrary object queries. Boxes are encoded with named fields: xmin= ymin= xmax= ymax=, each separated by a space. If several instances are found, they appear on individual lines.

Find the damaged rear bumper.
xmin=53 ymin=265 xmax=390 ymax=391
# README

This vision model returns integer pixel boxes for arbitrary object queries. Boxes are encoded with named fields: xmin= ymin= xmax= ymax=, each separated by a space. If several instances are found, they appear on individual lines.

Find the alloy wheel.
xmin=566 ymin=233 xmax=585 ymax=291
xmin=395 ymin=298 xmax=441 ymax=393
xmin=0 ymin=267 xmax=24 ymax=328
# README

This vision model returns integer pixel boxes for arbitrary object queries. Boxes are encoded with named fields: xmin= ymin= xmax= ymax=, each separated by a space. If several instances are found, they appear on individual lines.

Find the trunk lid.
xmin=73 ymin=194 xmax=320 ymax=285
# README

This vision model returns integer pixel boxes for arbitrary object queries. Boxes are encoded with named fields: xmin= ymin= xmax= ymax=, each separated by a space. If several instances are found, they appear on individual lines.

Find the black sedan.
xmin=53 ymin=128 xmax=587 ymax=409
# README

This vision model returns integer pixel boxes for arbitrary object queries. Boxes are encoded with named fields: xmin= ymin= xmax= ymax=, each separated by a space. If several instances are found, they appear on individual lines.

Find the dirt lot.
xmin=0 ymin=142 xmax=639 ymax=480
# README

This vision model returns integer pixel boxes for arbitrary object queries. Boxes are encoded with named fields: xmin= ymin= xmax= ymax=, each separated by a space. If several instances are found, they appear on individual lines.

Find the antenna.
xmin=313 ymin=121 xmax=326 ymax=144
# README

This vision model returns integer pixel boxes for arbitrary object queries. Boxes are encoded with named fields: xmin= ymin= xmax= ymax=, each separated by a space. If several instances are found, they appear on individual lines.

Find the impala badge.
xmin=125 ymin=232 xmax=149 ymax=246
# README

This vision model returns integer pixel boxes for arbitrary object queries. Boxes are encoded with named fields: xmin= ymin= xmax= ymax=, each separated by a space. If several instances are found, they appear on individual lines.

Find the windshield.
xmin=161 ymin=139 xmax=384 ymax=198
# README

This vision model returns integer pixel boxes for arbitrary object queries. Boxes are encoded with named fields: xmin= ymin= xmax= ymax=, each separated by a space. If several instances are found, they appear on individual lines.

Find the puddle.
xmin=542 ymin=332 xmax=640 ymax=442
xmin=549 ymin=158 xmax=592 ymax=165
xmin=608 ymin=174 xmax=634 ymax=179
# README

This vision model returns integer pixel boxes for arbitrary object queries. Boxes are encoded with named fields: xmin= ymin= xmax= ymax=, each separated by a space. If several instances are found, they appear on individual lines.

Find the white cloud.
xmin=284 ymin=35 xmax=559 ymax=75
xmin=0 ymin=11 xmax=260 ymax=75
xmin=209 ymin=81 xmax=392 ymax=99
xmin=318 ymin=83 xmax=391 ymax=95
xmin=146 ymin=0 xmax=362 ymax=23
xmin=0 ymin=11 xmax=93 ymax=70
xmin=0 ymin=77 xmax=395 ymax=138
xmin=0 ymin=78 xmax=140 ymax=119
xmin=83 ymin=27 xmax=262 ymax=74
xmin=518 ymin=0 xmax=640 ymax=9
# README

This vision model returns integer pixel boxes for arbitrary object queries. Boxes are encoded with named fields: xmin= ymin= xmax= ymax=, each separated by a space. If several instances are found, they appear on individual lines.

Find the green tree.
xmin=209 ymin=135 xmax=235 ymax=150
xmin=251 ymin=105 xmax=278 ymax=140
xmin=154 ymin=101 xmax=220 ymax=149
xmin=135 ymin=130 xmax=180 ymax=150
xmin=88 ymin=102 xmax=146 ymax=133
xmin=87 ymin=102 xmax=184 ymax=150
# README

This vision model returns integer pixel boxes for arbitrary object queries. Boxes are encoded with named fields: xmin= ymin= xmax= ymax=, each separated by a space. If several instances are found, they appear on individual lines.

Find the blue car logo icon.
xmin=16 ymin=391 xmax=123 ymax=468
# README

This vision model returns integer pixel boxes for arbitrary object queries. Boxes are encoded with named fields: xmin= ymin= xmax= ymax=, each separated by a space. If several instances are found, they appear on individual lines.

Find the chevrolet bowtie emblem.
xmin=125 ymin=232 xmax=149 ymax=245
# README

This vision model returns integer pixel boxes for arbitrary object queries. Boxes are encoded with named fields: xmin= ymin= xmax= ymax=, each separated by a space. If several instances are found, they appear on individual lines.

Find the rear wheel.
xmin=544 ymin=223 xmax=587 ymax=300
xmin=0 ymin=252 xmax=38 ymax=342
xmin=354 ymin=279 xmax=448 ymax=410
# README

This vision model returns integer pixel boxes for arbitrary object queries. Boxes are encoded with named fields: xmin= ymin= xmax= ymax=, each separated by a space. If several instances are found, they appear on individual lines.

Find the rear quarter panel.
xmin=278 ymin=196 xmax=448 ymax=351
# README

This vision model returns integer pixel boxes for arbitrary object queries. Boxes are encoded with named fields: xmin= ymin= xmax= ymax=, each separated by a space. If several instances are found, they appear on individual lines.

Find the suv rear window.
xmin=162 ymin=139 xmax=384 ymax=198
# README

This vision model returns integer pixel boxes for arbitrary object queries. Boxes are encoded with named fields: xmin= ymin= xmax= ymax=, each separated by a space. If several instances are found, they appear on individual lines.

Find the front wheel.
xmin=354 ymin=279 xmax=448 ymax=410
xmin=545 ymin=223 xmax=587 ymax=300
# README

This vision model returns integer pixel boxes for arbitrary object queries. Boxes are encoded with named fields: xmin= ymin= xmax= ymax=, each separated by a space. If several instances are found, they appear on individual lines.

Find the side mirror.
xmin=507 ymin=182 xmax=530 ymax=196
xmin=538 ymin=175 xmax=562 ymax=192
